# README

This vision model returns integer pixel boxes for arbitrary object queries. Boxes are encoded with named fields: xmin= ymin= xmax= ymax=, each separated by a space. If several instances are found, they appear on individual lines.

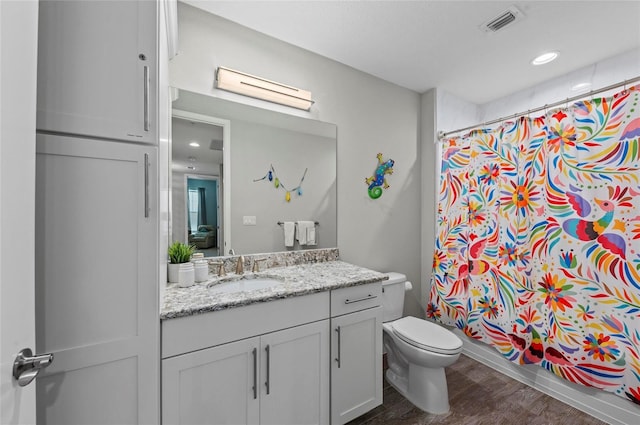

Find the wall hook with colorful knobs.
xmin=365 ymin=153 xmax=394 ymax=199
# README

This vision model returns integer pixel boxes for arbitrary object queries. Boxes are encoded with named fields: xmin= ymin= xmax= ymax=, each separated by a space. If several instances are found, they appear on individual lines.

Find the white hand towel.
xmin=295 ymin=221 xmax=307 ymax=245
xmin=296 ymin=221 xmax=315 ymax=246
xmin=283 ymin=221 xmax=295 ymax=247
xmin=306 ymin=223 xmax=316 ymax=246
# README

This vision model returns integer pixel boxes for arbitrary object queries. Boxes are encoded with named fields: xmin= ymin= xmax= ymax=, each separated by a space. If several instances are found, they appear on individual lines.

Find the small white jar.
xmin=178 ymin=262 xmax=195 ymax=287
xmin=194 ymin=260 xmax=208 ymax=283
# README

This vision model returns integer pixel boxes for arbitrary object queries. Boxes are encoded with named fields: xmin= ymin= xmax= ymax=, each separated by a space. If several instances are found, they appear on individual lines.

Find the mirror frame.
xmin=172 ymin=109 xmax=231 ymax=254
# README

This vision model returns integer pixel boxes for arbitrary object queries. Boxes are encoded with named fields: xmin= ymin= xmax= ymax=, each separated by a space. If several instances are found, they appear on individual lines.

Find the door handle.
xmin=144 ymin=153 xmax=150 ymax=218
xmin=335 ymin=326 xmax=341 ymax=368
xmin=143 ymin=65 xmax=150 ymax=131
xmin=252 ymin=347 xmax=257 ymax=400
xmin=13 ymin=348 xmax=53 ymax=387
xmin=265 ymin=344 xmax=270 ymax=395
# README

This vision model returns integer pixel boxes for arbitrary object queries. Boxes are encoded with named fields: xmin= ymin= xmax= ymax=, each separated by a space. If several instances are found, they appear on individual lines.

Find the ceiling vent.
xmin=481 ymin=6 xmax=524 ymax=32
xmin=209 ymin=139 xmax=223 ymax=151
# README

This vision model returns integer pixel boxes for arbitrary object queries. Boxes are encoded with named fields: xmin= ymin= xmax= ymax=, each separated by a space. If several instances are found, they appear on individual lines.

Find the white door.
xmin=0 ymin=1 xmax=40 ymax=423
xmin=260 ymin=320 xmax=330 ymax=425
xmin=36 ymin=0 xmax=157 ymax=144
xmin=331 ymin=307 xmax=383 ymax=425
xmin=162 ymin=337 xmax=260 ymax=425
xmin=34 ymin=134 xmax=159 ymax=424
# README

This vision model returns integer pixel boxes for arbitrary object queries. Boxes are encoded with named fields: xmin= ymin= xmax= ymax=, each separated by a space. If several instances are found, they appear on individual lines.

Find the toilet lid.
xmin=392 ymin=316 xmax=462 ymax=355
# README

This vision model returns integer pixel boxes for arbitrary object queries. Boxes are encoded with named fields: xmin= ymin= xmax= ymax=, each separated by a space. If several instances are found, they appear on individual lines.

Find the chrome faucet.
xmin=235 ymin=256 xmax=245 ymax=275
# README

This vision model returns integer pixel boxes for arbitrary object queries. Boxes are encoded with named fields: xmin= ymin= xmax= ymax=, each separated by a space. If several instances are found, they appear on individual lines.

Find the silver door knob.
xmin=12 ymin=348 xmax=53 ymax=387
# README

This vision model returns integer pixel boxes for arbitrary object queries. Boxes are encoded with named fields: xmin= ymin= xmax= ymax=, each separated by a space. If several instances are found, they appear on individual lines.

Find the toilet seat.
xmin=391 ymin=316 xmax=462 ymax=355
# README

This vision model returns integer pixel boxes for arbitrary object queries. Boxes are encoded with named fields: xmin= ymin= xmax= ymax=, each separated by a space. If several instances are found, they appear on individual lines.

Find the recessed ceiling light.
xmin=531 ymin=51 xmax=558 ymax=66
xmin=189 ymin=141 xmax=200 ymax=147
xmin=571 ymin=82 xmax=592 ymax=92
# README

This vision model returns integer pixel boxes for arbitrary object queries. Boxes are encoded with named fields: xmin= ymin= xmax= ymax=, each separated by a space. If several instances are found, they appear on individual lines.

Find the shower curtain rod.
xmin=438 ymin=75 xmax=640 ymax=140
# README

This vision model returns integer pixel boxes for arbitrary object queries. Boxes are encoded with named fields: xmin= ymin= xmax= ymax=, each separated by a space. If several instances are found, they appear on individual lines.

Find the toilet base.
xmin=385 ymin=362 xmax=451 ymax=415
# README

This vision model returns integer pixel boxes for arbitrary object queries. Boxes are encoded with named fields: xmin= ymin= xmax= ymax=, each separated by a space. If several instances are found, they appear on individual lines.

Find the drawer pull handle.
xmin=344 ymin=294 xmax=377 ymax=304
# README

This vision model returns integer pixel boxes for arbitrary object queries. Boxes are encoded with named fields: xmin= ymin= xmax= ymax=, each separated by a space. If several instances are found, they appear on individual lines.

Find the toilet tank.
xmin=382 ymin=272 xmax=407 ymax=322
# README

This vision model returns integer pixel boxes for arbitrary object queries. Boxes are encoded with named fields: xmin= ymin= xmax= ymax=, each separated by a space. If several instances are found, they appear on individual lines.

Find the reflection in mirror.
xmin=171 ymin=114 xmax=226 ymax=256
xmin=171 ymin=89 xmax=337 ymax=256
xmin=185 ymin=177 xmax=219 ymax=254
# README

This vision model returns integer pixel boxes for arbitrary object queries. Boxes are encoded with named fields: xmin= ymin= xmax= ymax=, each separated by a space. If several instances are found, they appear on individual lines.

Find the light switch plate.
xmin=242 ymin=215 xmax=257 ymax=226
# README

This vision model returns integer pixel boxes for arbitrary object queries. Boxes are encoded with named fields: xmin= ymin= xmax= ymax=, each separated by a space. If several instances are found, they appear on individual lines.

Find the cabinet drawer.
xmin=162 ymin=291 xmax=330 ymax=358
xmin=331 ymin=282 xmax=382 ymax=317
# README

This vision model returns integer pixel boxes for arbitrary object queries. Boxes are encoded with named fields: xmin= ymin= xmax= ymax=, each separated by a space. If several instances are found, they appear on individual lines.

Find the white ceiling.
xmin=182 ymin=0 xmax=640 ymax=104
xmin=172 ymin=117 xmax=223 ymax=175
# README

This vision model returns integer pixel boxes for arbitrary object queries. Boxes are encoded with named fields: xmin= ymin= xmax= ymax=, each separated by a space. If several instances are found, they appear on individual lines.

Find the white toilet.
xmin=382 ymin=272 xmax=463 ymax=414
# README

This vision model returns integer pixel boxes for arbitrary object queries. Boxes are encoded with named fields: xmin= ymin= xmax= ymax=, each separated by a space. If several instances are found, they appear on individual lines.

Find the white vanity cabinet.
xmin=330 ymin=282 xmax=383 ymax=425
xmin=260 ymin=321 xmax=330 ymax=425
xmin=161 ymin=292 xmax=330 ymax=425
xmin=163 ymin=337 xmax=260 ymax=425
xmin=37 ymin=0 xmax=157 ymax=143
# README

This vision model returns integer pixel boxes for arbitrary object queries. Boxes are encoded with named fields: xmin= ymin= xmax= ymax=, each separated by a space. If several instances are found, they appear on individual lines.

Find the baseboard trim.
xmin=456 ymin=330 xmax=640 ymax=425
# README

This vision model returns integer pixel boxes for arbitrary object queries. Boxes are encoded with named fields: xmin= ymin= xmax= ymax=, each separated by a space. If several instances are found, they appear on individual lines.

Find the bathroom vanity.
xmin=161 ymin=251 xmax=384 ymax=425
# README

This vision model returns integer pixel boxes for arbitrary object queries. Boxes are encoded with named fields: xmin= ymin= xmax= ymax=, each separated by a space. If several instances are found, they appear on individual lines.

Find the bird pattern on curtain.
xmin=429 ymin=84 xmax=640 ymax=403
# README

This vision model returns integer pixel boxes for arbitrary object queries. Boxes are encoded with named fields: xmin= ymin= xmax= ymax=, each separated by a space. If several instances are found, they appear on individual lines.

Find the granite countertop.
xmin=161 ymin=260 xmax=387 ymax=320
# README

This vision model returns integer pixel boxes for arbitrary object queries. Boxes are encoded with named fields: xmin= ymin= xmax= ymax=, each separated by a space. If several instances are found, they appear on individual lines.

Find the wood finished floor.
xmin=347 ymin=354 xmax=607 ymax=425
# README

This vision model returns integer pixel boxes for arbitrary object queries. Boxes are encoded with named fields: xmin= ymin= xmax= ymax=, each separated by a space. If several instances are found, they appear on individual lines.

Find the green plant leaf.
xmin=168 ymin=241 xmax=196 ymax=263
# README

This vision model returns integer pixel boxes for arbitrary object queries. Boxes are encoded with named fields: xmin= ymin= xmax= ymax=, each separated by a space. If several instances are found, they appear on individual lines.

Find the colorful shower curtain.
xmin=429 ymin=84 xmax=640 ymax=403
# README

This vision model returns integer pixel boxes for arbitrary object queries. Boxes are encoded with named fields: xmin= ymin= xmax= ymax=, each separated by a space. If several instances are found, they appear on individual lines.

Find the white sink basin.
xmin=208 ymin=277 xmax=283 ymax=294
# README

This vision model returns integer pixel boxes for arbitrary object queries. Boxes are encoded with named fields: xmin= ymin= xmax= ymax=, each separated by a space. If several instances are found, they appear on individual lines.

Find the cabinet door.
xmin=37 ymin=0 xmax=157 ymax=143
xmin=35 ymin=134 xmax=159 ymax=424
xmin=331 ymin=307 xmax=383 ymax=425
xmin=260 ymin=320 xmax=330 ymax=425
xmin=162 ymin=337 xmax=260 ymax=425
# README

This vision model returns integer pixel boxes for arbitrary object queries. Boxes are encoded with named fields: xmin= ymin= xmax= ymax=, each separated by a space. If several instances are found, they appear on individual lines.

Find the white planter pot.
xmin=167 ymin=263 xmax=181 ymax=283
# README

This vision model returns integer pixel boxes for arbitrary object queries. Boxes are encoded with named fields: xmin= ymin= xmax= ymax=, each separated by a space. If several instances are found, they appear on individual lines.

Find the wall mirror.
xmin=171 ymin=89 xmax=337 ymax=256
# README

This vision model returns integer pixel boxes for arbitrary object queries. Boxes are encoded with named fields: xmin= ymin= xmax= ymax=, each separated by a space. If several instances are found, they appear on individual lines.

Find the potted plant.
xmin=167 ymin=241 xmax=195 ymax=283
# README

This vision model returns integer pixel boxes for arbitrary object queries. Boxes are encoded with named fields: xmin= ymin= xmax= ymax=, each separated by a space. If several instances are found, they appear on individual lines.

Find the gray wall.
xmin=170 ymin=3 xmax=423 ymax=316
xmin=230 ymin=119 xmax=337 ymax=254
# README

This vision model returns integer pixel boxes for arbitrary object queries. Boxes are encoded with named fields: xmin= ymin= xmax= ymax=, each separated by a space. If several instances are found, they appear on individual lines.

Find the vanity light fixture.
xmin=531 ymin=51 xmax=559 ymax=66
xmin=215 ymin=66 xmax=314 ymax=111
xmin=189 ymin=141 xmax=200 ymax=147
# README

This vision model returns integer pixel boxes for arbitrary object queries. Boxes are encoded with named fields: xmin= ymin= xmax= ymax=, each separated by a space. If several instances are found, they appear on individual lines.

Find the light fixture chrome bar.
xmin=439 ymin=75 xmax=640 ymax=140
xmin=240 ymin=81 xmax=312 ymax=103
xmin=216 ymin=66 xmax=314 ymax=111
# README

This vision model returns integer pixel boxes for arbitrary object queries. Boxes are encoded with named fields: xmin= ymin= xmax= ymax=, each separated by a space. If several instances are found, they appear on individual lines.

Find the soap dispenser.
xmin=178 ymin=262 xmax=195 ymax=287
xmin=194 ymin=260 xmax=208 ymax=283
